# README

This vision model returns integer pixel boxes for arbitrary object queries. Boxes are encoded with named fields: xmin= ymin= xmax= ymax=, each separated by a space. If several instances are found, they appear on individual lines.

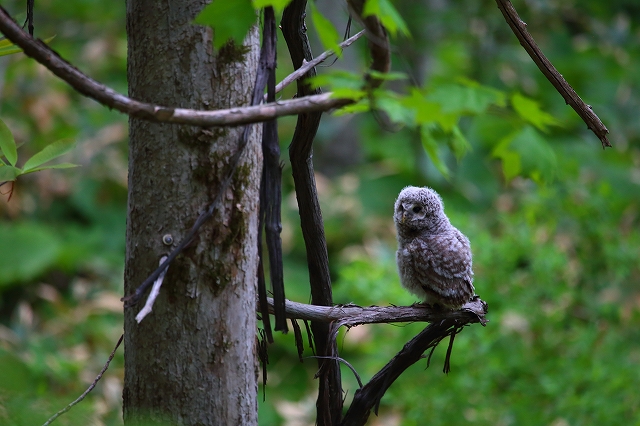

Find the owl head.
xmin=394 ymin=186 xmax=447 ymax=234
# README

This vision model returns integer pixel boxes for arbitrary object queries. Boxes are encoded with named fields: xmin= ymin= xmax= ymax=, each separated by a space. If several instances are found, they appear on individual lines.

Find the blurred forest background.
xmin=1 ymin=0 xmax=639 ymax=425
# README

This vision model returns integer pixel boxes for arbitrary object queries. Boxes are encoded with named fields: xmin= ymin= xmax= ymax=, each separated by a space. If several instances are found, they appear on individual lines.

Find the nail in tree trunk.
xmin=123 ymin=0 xmax=260 ymax=424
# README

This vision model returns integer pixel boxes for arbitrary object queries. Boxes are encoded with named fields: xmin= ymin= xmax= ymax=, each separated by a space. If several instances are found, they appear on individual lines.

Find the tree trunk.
xmin=122 ymin=1 xmax=260 ymax=424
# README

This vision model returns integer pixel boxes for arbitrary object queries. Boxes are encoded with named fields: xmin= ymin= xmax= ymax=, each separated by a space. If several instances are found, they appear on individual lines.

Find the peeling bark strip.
xmin=281 ymin=1 xmax=342 ymax=424
xmin=259 ymin=7 xmax=287 ymax=333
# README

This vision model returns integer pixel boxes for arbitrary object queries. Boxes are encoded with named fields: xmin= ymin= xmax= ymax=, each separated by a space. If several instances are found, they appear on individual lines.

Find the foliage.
xmin=1 ymin=0 xmax=639 ymax=425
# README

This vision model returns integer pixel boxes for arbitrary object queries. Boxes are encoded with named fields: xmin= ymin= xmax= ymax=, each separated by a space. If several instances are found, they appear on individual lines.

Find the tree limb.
xmin=266 ymin=297 xmax=488 ymax=326
xmin=495 ymin=0 xmax=611 ymax=148
xmin=0 ymin=6 xmax=352 ymax=128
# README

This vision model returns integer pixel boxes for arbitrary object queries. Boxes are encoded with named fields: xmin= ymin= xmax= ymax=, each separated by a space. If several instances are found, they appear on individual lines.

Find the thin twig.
xmin=306 ymin=355 xmax=364 ymax=388
xmin=269 ymin=29 xmax=365 ymax=99
xmin=495 ymin=0 xmax=610 ymax=148
xmin=0 ymin=6 xmax=352 ymax=128
xmin=42 ymin=334 xmax=124 ymax=426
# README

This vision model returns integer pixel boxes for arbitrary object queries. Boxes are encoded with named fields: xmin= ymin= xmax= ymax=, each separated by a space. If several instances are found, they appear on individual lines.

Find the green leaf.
xmin=22 ymin=138 xmax=76 ymax=172
xmin=252 ymin=0 xmax=293 ymax=14
xmin=509 ymin=126 xmax=557 ymax=182
xmin=333 ymin=101 xmax=369 ymax=116
xmin=511 ymin=92 xmax=560 ymax=132
xmin=367 ymin=70 xmax=408 ymax=82
xmin=492 ymin=126 xmax=557 ymax=182
xmin=0 ymin=118 xmax=17 ymax=166
xmin=0 ymin=222 xmax=61 ymax=288
xmin=309 ymin=2 xmax=341 ymax=57
xmin=0 ymin=35 xmax=55 ymax=57
xmin=0 ymin=165 xmax=21 ymax=181
xmin=449 ymin=125 xmax=472 ymax=160
xmin=375 ymin=91 xmax=414 ymax=125
xmin=492 ymin=133 xmax=522 ymax=182
xmin=363 ymin=0 xmax=410 ymax=38
xmin=21 ymin=163 xmax=79 ymax=175
xmin=420 ymin=125 xmax=449 ymax=178
xmin=428 ymin=82 xmax=505 ymax=115
xmin=194 ymin=0 xmax=257 ymax=50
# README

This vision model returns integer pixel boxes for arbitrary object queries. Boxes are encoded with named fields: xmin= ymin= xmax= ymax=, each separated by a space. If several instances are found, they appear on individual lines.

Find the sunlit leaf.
xmin=375 ymin=91 xmax=414 ymax=125
xmin=0 ymin=118 xmax=17 ymax=166
xmin=309 ymin=2 xmax=341 ymax=57
xmin=511 ymin=92 xmax=560 ymax=132
xmin=252 ymin=0 xmax=293 ymax=14
xmin=330 ymin=88 xmax=366 ymax=100
xmin=194 ymin=0 xmax=257 ymax=50
xmin=22 ymin=163 xmax=79 ymax=175
xmin=363 ymin=0 xmax=410 ymax=37
xmin=420 ymin=125 xmax=449 ymax=178
xmin=22 ymin=138 xmax=76 ymax=172
xmin=0 ymin=165 xmax=21 ymax=182
xmin=367 ymin=70 xmax=408 ymax=81
xmin=428 ymin=82 xmax=505 ymax=115
xmin=333 ymin=101 xmax=369 ymax=116
xmin=0 ymin=35 xmax=55 ymax=57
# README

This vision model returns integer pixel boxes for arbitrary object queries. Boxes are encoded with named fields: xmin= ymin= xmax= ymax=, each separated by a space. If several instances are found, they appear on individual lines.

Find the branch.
xmin=340 ymin=320 xmax=461 ymax=426
xmin=346 ymin=0 xmax=391 ymax=88
xmin=266 ymin=297 xmax=488 ymax=326
xmin=0 ymin=6 xmax=352 ymax=127
xmin=42 ymin=334 xmax=123 ymax=426
xmin=271 ymin=29 xmax=366 ymax=99
xmin=495 ymin=0 xmax=611 ymax=148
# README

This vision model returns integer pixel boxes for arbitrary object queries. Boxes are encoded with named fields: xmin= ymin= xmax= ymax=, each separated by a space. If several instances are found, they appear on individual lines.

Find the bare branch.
xmin=266 ymin=297 xmax=488 ymax=326
xmin=495 ymin=0 xmax=611 ymax=148
xmin=271 ymin=29 xmax=366 ymax=99
xmin=0 ymin=6 xmax=352 ymax=128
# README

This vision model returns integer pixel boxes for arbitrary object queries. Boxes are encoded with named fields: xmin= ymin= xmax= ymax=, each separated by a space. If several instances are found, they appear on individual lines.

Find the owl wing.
xmin=408 ymin=231 xmax=474 ymax=306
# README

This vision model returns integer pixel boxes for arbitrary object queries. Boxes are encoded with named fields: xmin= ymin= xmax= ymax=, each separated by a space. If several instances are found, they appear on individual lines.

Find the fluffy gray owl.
xmin=394 ymin=186 xmax=474 ymax=309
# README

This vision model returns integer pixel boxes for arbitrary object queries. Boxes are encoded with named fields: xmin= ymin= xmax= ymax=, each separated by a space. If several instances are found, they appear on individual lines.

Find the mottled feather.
xmin=394 ymin=186 xmax=475 ymax=309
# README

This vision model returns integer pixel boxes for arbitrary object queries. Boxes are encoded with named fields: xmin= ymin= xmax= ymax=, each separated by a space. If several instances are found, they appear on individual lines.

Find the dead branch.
xmin=271 ymin=29 xmax=366 ymax=99
xmin=0 ymin=6 xmax=353 ymax=128
xmin=495 ymin=0 xmax=611 ymax=148
xmin=266 ymin=297 xmax=488 ymax=326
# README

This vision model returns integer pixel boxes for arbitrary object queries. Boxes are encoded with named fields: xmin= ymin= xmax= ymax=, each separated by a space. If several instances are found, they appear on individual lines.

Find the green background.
xmin=0 ymin=0 xmax=638 ymax=425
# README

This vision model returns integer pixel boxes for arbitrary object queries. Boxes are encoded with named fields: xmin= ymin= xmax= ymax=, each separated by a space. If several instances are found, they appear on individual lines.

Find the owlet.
xmin=394 ymin=186 xmax=474 ymax=309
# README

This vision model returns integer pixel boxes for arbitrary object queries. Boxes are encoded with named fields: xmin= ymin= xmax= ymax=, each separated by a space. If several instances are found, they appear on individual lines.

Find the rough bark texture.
xmin=123 ymin=1 xmax=260 ymax=424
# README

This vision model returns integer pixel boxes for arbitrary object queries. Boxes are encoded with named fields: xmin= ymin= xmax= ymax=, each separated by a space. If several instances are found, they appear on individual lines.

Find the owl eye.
xmin=412 ymin=206 xmax=422 ymax=214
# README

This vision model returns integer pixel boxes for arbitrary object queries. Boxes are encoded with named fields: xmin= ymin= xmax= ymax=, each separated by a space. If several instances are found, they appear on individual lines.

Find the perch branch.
xmin=266 ymin=297 xmax=488 ymax=326
xmin=495 ymin=0 xmax=610 ymax=148
xmin=0 ymin=6 xmax=352 ymax=127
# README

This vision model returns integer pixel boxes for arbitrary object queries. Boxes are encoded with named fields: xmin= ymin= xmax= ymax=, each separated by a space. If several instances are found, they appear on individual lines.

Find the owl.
xmin=394 ymin=186 xmax=474 ymax=309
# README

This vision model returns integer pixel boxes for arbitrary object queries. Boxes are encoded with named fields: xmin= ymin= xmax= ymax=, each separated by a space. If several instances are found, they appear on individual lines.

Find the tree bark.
xmin=123 ymin=1 xmax=260 ymax=424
